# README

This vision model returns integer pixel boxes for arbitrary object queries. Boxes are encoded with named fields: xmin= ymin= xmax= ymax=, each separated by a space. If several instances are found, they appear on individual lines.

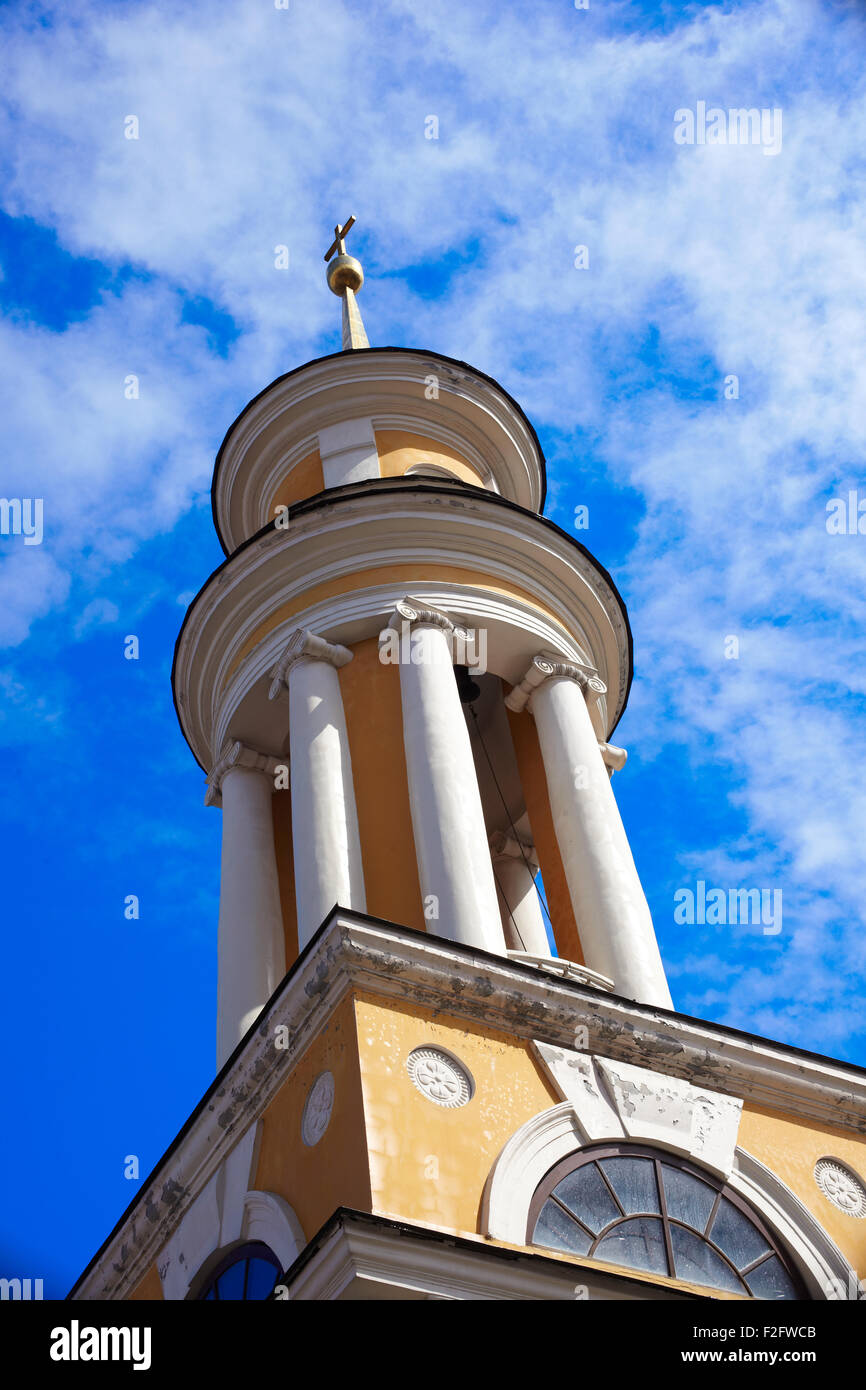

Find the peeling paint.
xmin=70 ymin=914 xmax=866 ymax=1302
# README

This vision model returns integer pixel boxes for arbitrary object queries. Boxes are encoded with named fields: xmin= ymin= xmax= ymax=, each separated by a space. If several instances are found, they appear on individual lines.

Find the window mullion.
xmin=653 ymin=1156 xmax=676 ymax=1279
xmin=704 ymin=1188 xmax=723 ymax=1238
xmin=594 ymin=1161 xmax=626 ymax=1216
xmin=549 ymin=1192 xmax=596 ymax=1241
xmin=739 ymin=1250 xmax=774 ymax=1277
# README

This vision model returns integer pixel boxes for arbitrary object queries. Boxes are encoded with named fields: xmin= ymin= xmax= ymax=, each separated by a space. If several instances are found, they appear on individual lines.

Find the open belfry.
xmin=72 ymin=222 xmax=866 ymax=1303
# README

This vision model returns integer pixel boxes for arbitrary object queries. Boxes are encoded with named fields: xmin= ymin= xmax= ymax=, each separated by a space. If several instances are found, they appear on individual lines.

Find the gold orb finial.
xmin=326 ymin=253 xmax=364 ymax=296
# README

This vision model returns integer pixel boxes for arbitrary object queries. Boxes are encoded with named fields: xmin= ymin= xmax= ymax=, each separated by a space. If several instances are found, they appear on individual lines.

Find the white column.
xmin=269 ymin=628 xmax=366 ymax=949
xmin=489 ymin=830 xmax=550 ymax=956
xmin=384 ymin=598 xmax=506 ymax=954
xmin=507 ymin=654 xmax=672 ymax=1008
xmin=206 ymin=742 xmax=286 ymax=1068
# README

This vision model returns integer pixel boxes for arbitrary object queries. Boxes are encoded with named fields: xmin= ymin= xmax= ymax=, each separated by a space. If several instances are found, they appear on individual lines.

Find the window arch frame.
xmin=191 ymin=1240 xmax=282 ymax=1301
xmin=527 ymin=1142 xmax=807 ymax=1299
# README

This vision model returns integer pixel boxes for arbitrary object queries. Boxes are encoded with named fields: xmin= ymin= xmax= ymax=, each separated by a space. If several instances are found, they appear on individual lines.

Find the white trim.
xmin=278 ymin=1214 xmax=693 ymax=1301
xmin=404 ymin=462 xmax=463 ymax=481
xmin=158 ymin=1120 xmax=262 ymax=1301
xmin=507 ymin=951 xmax=614 ymax=991
xmin=732 ymin=1149 xmax=859 ymax=1299
xmin=214 ymin=349 xmax=544 ymax=549
xmin=481 ymin=1102 xmax=859 ymax=1299
xmin=371 ymin=412 xmax=501 ymax=493
xmin=174 ymin=488 xmax=628 ymax=769
xmin=257 ymin=433 xmax=323 ymax=524
xmin=317 ymin=417 xmax=379 ymax=490
xmin=240 ymin=1191 xmax=305 ymax=1273
xmin=71 ymin=914 xmax=866 ymax=1301
xmin=482 ymin=1102 xmax=585 ymax=1245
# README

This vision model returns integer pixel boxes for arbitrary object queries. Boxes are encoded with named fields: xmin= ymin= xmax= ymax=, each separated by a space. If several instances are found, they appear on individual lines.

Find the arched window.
xmin=195 ymin=1241 xmax=281 ymax=1300
xmin=528 ymin=1145 xmax=805 ymax=1299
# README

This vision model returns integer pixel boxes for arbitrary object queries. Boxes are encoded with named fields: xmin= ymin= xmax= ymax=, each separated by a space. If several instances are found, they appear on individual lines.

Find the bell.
xmin=454 ymin=664 xmax=481 ymax=705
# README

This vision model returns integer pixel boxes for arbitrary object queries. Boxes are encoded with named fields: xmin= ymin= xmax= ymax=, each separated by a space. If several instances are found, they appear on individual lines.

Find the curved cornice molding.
xmin=211 ymin=347 xmax=547 ymax=553
xmin=172 ymin=483 xmax=633 ymax=770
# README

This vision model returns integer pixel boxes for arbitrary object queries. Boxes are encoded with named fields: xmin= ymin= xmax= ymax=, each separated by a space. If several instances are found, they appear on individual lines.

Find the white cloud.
xmin=72 ymin=596 xmax=119 ymax=637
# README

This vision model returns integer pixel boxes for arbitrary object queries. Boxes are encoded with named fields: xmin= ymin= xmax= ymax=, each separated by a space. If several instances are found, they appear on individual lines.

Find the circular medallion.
xmin=814 ymin=1158 xmax=866 ymax=1217
xmin=301 ymin=1070 xmax=335 ymax=1147
xmin=406 ymin=1047 xmax=473 ymax=1109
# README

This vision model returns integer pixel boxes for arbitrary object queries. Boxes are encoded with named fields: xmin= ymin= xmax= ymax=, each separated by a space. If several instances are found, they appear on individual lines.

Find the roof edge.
xmin=210 ymin=345 xmax=548 ymax=553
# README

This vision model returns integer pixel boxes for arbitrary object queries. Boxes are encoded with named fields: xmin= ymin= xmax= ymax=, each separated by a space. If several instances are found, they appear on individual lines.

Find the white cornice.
xmin=213 ymin=350 xmax=545 ymax=551
xmin=173 ymin=487 xmax=629 ymax=769
xmin=277 ymin=1212 xmax=699 ymax=1301
xmin=370 ymin=411 xmax=500 ymax=494
xmin=70 ymin=911 xmax=866 ymax=1301
xmin=211 ymin=582 xmax=602 ymax=766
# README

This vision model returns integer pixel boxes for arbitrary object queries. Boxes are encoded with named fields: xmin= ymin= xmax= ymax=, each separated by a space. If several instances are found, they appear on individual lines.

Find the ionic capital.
xmin=385 ymin=595 xmax=454 ymax=634
xmin=504 ymin=651 xmax=607 ymax=713
xmin=268 ymin=627 xmax=353 ymax=700
xmin=205 ymin=740 xmax=285 ymax=807
xmin=489 ymin=830 xmax=540 ymax=874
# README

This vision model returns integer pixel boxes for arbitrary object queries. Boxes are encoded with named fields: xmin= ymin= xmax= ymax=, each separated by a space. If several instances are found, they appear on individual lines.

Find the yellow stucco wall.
xmin=354 ymin=994 xmax=866 ymax=1290
xmin=253 ymin=993 xmax=372 ymax=1243
xmin=266 ymin=448 xmax=325 ymax=515
xmin=354 ymin=991 xmax=558 ymax=1237
xmin=339 ymin=637 xmax=426 ymax=932
xmin=127 ymin=998 xmax=866 ymax=1300
xmin=375 ymin=429 xmax=485 ymax=487
xmin=507 ymin=703 xmax=583 ymax=964
xmin=128 ymin=1263 xmax=163 ymax=1300
xmin=739 ymin=1102 xmax=866 ymax=1277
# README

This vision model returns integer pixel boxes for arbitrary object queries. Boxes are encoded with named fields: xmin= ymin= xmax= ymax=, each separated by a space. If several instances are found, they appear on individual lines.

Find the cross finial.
xmin=323 ymin=214 xmax=370 ymax=350
xmin=324 ymin=215 xmax=356 ymax=262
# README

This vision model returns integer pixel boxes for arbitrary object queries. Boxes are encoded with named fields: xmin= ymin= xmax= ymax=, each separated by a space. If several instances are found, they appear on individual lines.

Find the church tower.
xmin=71 ymin=222 xmax=866 ymax=1303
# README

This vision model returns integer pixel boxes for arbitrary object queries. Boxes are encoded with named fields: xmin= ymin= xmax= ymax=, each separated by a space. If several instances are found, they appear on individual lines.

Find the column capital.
xmin=489 ymin=829 xmax=540 ymax=874
xmin=268 ymin=627 xmax=353 ymax=700
xmin=504 ymin=651 xmax=607 ymax=713
xmin=385 ymin=595 xmax=454 ymax=634
xmin=205 ymin=740 xmax=284 ymax=807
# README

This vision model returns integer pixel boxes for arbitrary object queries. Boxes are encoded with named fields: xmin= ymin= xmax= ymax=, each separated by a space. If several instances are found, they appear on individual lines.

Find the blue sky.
xmin=2 ymin=0 xmax=866 ymax=1297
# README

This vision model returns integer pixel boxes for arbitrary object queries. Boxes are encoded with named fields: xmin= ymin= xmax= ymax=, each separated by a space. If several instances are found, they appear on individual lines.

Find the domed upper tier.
xmin=211 ymin=347 xmax=547 ymax=555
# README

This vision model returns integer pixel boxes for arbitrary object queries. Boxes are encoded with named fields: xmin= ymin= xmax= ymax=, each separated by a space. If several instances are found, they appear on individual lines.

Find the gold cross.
xmin=324 ymin=215 xmax=356 ymax=262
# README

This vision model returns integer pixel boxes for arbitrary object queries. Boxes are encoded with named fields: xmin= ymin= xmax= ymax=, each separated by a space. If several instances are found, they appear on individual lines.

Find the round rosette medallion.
xmin=406 ymin=1047 xmax=474 ymax=1109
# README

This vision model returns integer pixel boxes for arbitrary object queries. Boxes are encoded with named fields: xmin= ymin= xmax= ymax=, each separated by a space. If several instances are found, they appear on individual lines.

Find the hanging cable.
xmin=488 ymin=856 xmax=527 ymax=951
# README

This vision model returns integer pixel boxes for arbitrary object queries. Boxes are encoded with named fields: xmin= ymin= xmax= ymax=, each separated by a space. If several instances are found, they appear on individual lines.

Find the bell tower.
xmin=183 ymin=211 xmax=672 ymax=1072
xmin=70 ymin=221 xmax=866 ymax=1304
